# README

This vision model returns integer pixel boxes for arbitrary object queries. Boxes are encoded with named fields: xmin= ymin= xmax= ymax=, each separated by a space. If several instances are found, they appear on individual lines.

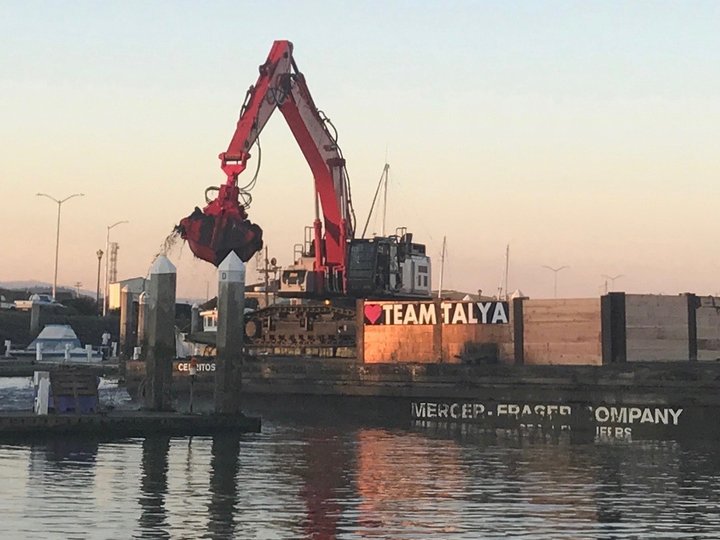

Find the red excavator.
xmin=177 ymin=40 xmax=431 ymax=352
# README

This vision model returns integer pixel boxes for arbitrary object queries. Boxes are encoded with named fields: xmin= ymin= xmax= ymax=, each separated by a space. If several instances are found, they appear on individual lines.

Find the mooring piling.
xmin=30 ymin=303 xmax=41 ymax=335
xmin=214 ymin=252 xmax=245 ymax=414
xmin=120 ymin=285 xmax=137 ymax=360
xmin=137 ymin=291 xmax=147 ymax=357
xmin=144 ymin=255 xmax=177 ymax=411
xmin=191 ymin=303 xmax=201 ymax=334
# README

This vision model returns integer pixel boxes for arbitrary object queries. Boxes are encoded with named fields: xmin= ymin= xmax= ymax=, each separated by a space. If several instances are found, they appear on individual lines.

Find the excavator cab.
xmin=346 ymin=232 xmax=432 ymax=299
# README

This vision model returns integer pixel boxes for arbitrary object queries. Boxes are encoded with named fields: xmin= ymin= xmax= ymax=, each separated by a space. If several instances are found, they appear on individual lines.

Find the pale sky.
xmin=2 ymin=1 xmax=720 ymax=301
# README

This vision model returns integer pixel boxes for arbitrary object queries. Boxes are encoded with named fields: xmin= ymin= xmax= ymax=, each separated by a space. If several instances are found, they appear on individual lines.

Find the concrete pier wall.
xmin=625 ymin=294 xmax=690 ymax=362
xmin=522 ymin=298 xmax=602 ymax=366
xmin=696 ymin=296 xmax=720 ymax=361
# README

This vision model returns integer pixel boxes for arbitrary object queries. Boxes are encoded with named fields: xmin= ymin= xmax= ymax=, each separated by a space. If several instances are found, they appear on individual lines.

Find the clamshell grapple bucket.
xmin=176 ymin=183 xmax=263 ymax=267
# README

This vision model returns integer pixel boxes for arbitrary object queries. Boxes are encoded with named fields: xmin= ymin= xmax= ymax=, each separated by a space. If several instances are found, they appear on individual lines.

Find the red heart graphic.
xmin=364 ymin=304 xmax=383 ymax=324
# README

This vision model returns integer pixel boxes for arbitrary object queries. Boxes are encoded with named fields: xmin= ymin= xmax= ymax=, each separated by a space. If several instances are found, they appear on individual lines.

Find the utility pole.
xmin=36 ymin=192 xmax=85 ymax=300
xmin=104 ymin=220 xmax=128 ymax=316
xmin=503 ymin=244 xmax=510 ymax=301
xmin=263 ymin=246 xmax=270 ymax=307
xmin=96 ymin=249 xmax=104 ymax=313
xmin=438 ymin=236 xmax=447 ymax=299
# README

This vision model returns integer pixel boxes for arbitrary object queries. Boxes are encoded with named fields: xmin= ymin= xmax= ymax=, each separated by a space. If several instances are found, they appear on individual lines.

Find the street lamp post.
xmin=36 ymin=193 xmax=85 ymax=300
xmin=542 ymin=265 xmax=569 ymax=298
xmin=96 ymin=249 xmax=104 ymax=313
xmin=103 ymin=220 xmax=129 ymax=316
xmin=602 ymin=274 xmax=624 ymax=294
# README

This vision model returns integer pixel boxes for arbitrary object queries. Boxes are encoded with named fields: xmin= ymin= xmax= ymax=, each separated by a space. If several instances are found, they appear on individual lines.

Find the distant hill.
xmin=1 ymin=281 xmax=203 ymax=305
xmin=0 ymin=280 xmax=50 ymax=291
xmin=0 ymin=281 xmax=96 ymax=300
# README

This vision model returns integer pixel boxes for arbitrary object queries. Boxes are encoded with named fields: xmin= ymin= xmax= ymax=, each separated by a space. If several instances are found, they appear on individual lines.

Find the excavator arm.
xmin=178 ymin=40 xmax=354 ymax=289
xmin=219 ymin=40 xmax=293 ymax=181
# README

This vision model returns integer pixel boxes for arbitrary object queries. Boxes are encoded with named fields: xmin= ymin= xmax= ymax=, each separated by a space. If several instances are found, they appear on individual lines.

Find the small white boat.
xmin=10 ymin=324 xmax=103 ymax=363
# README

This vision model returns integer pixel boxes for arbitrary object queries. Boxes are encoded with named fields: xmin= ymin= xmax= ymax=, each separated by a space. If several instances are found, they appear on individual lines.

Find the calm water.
xmin=1 ymin=378 xmax=720 ymax=539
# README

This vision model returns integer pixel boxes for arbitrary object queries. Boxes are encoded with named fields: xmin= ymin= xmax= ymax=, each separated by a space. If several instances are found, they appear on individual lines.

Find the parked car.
xmin=14 ymin=294 xmax=65 ymax=311
xmin=0 ymin=295 xmax=15 ymax=310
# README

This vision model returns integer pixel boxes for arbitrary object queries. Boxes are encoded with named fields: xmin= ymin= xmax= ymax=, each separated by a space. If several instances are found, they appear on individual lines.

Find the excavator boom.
xmin=176 ymin=40 xmax=432 ymax=356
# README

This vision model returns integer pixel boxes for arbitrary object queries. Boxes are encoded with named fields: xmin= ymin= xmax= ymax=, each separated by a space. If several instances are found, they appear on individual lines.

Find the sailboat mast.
xmin=382 ymin=163 xmax=389 ymax=236
xmin=360 ymin=162 xmax=390 ymax=239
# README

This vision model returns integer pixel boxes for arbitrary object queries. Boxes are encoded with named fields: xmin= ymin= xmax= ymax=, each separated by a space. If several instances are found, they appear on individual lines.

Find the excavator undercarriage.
xmin=243 ymin=303 xmax=356 ymax=356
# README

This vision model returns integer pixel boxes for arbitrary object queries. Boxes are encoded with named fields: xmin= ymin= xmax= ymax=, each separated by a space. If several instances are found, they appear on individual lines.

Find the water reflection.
xmin=206 ymin=434 xmax=240 ymax=539
xmin=2 ymin=408 xmax=720 ymax=538
xmin=130 ymin=434 xmax=245 ymax=539
xmin=594 ymin=446 xmax=625 ymax=527
xmin=136 ymin=436 xmax=170 ymax=539
xmin=355 ymin=428 xmax=466 ymax=536
xmin=23 ymin=437 xmax=100 ymax=539
xmin=29 ymin=437 xmax=99 ymax=469
xmin=297 ymin=427 xmax=353 ymax=539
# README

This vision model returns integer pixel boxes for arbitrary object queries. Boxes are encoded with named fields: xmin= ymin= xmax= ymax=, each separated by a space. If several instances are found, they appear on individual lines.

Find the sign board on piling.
xmin=176 ymin=360 xmax=215 ymax=374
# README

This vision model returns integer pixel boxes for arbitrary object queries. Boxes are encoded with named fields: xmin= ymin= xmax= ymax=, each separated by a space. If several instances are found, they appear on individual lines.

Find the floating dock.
xmin=0 ymin=410 xmax=260 ymax=438
xmin=0 ymin=359 xmax=259 ymax=440
xmin=0 ymin=359 xmax=120 ymax=378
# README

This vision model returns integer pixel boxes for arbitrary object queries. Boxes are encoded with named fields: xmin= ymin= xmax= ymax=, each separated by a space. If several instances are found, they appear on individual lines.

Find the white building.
xmin=108 ymin=277 xmax=146 ymax=310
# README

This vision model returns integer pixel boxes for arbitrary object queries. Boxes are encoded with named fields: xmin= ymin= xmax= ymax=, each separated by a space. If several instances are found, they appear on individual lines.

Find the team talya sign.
xmin=364 ymin=301 xmax=510 ymax=325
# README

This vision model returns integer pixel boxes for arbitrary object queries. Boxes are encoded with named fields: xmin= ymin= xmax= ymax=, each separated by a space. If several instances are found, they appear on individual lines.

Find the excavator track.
xmin=243 ymin=304 xmax=356 ymax=357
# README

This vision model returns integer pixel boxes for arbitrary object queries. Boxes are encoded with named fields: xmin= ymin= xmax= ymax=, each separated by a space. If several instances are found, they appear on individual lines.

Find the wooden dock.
xmin=0 ymin=359 xmax=120 ymax=378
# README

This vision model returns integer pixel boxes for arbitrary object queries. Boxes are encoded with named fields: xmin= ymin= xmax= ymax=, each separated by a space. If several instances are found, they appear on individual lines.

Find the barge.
xmin=118 ymin=291 xmax=720 ymax=441
xmin=124 ymin=357 xmax=720 ymax=441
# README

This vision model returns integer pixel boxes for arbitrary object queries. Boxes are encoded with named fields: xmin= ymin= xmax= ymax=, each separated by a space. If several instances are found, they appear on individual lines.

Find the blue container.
xmin=54 ymin=395 xmax=98 ymax=414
